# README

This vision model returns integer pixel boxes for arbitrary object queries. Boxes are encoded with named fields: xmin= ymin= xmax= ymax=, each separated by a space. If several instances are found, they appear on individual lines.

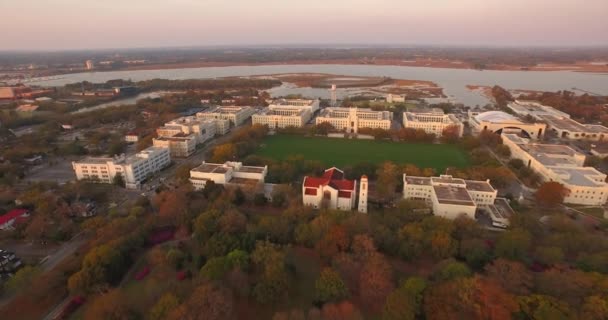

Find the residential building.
xmin=316 ymin=107 xmax=392 ymax=133
xmin=153 ymin=134 xmax=197 ymax=158
xmin=0 ymin=209 xmax=29 ymax=231
xmin=189 ymin=161 xmax=267 ymax=190
xmin=502 ymin=133 xmax=608 ymax=205
xmin=403 ymin=174 xmax=511 ymax=227
xmin=508 ymin=100 xmax=608 ymax=141
xmin=268 ymin=98 xmax=320 ymax=113
xmin=403 ymin=108 xmax=464 ymax=137
xmin=302 ymin=167 xmax=358 ymax=211
xmin=252 ymin=107 xmax=312 ymax=129
xmin=72 ymin=146 xmax=171 ymax=189
xmin=196 ymin=106 xmax=255 ymax=126
xmin=468 ymin=110 xmax=546 ymax=140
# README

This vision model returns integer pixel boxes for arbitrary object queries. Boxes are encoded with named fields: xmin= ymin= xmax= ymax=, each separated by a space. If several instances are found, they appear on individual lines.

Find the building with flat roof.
xmin=403 ymin=174 xmax=511 ymax=226
xmin=268 ymin=98 xmax=320 ymax=113
xmin=468 ymin=110 xmax=546 ymax=140
xmin=403 ymin=108 xmax=464 ymax=137
xmin=153 ymin=134 xmax=197 ymax=158
xmin=386 ymin=93 xmax=405 ymax=103
xmin=507 ymin=100 xmax=608 ymax=141
xmin=196 ymin=106 xmax=255 ymax=127
xmin=189 ymin=161 xmax=267 ymax=190
xmin=316 ymin=107 xmax=392 ymax=133
xmin=72 ymin=146 xmax=171 ymax=189
xmin=302 ymin=167 xmax=358 ymax=211
xmin=157 ymin=116 xmax=218 ymax=145
xmin=502 ymin=133 xmax=608 ymax=205
xmin=252 ymin=107 xmax=312 ymax=129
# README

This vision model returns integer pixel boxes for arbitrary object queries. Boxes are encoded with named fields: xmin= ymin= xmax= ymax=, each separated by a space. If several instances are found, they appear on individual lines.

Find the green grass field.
xmin=255 ymin=135 xmax=470 ymax=170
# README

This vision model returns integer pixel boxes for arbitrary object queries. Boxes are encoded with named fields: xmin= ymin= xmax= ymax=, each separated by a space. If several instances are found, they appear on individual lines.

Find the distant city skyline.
xmin=1 ymin=0 xmax=607 ymax=51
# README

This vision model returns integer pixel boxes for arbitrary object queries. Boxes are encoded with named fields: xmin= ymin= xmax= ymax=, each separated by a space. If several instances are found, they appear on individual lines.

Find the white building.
xmin=403 ymin=108 xmax=464 ymax=137
xmin=157 ymin=116 xmax=218 ymax=145
xmin=507 ymin=100 xmax=608 ymax=141
xmin=302 ymin=167 xmax=358 ymax=211
xmin=502 ymin=133 xmax=608 ymax=205
xmin=386 ymin=93 xmax=406 ymax=103
xmin=468 ymin=110 xmax=546 ymax=140
xmin=252 ymin=107 xmax=312 ymax=129
xmin=153 ymin=134 xmax=197 ymax=158
xmin=316 ymin=107 xmax=392 ymax=133
xmin=189 ymin=161 xmax=267 ymax=190
xmin=403 ymin=174 xmax=512 ymax=227
xmin=268 ymin=98 xmax=320 ymax=114
xmin=358 ymin=175 xmax=368 ymax=213
xmin=72 ymin=146 xmax=171 ymax=189
xmin=196 ymin=106 xmax=255 ymax=127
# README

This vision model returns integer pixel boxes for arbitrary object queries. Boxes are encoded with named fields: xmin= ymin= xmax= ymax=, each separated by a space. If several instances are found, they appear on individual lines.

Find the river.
xmin=35 ymin=64 xmax=608 ymax=107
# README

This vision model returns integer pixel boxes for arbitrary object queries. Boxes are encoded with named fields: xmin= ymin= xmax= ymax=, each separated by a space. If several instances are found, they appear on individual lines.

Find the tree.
xmin=376 ymin=162 xmax=399 ymax=203
xmin=167 ymin=284 xmax=234 ymax=320
xmin=251 ymin=241 xmax=289 ymax=304
xmin=441 ymin=125 xmax=461 ymax=143
xmin=2 ymin=266 xmax=40 ymax=294
xmin=494 ymin=228 xmax=531 ymax=261
xmin=232 ymin=187 xmax=246 ymax=205
xmin=316 ymin=225 xmax=350 ymax=259
xmin=175 ymin=163 xmax=195 ymax=184
xmin=149 ymin=293 xmax=179 ymax=320
xmin=485 ymin=258 xmax=533 ymax=295
xmin=85 ymin=289 xmax=137 ymax=320
xmin=534 ymin=246 xmax=564 ymax=266
xmin=359 ymin=254 xmax=394 ymax=310
xmin=382 ymin=277 xmax=427 ymax=320
xmin=321 ymin=301 xmax=363 ymax=320
xmin=535 ymin=182 xmax=567 ymax=207
xmin=432 ymin=259 xmax=472 ymax=281
xmin=211 ymin=143 xmax=237 ymax=162
xmin=580 ymin=295 xmax=608 ymax=320
xmin=517 ymin=295 xmax=573 ymax=320
xmin=253 ymin=193 xmax=267 ymax=206
xmin=315 ymin=267 xmax=349 ymax=303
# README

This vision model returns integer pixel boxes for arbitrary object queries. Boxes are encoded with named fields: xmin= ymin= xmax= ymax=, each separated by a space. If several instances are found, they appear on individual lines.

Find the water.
xmin=33 ymin=64 xmax=608 ymax=106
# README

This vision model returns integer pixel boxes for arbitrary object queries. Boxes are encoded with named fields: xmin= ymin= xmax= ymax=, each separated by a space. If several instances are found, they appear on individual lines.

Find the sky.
xmin=1 ymin=0 xmax=607 ymax=50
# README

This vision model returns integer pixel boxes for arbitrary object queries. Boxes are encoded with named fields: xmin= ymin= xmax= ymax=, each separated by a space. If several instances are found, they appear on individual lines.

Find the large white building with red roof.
xmin=302 ymin=167 xmax=358 ymax=211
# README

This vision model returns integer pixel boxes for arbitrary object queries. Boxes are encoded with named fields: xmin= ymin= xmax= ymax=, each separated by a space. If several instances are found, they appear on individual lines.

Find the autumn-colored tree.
xmin=424 ymin=276 xmax=519 ymax=320
xmin=485 ymin=258 xmax=533 ymax=295
xmin=580 ymin=295 xmax=608 ymax=320
xmin=441 ymin=125 xmax=461 ymax=143
xmin=84 ymin=289 xmax=137 ymax=320
xmin=316 ymin=225 xmax=350 ymax=259
xmin=376 ymin=161 xmax=399 ymax=203
xmin=517 ymin=294 xmax=573 ymax=320
xmin=494 ymin=228 xmax=531 ymax=261
xmin=321 ymin=301 xmax=363 ymax=320
xmin=535 ymin=181 xmax=567 ymax=207
xmin=152 ymin=190 xmax=188 ymax=222
xmin=211 ymin=143 xmax=237 ymax=162
xmin=535 ymin=268 xmax=595 ymax=306
xmin=251 ymin=241 xmax=289 ymax=304
xmin=315 ymin=267 xmax=349 ymax=303
xmin=351 ymin=234 xmax=377 ymax=261
xmin=432 ymin=259 xmax=472 ymax=281
xmin=167 ymin=284 xmax=234 ymax=320
xmin=359 ymin=254 xmax=394 ymax=310
xmin=218 ymin=210 xmax=247 ymax=234
xmin=149 ymin=293 xmax=179 ymax=320
xmin=382 ymin=277 xmax=427 ymax=320
xmin=534 ymin=246 xmax=564 ymax=266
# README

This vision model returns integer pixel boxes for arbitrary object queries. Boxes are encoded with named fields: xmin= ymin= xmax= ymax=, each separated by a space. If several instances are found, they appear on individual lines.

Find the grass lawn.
xmin=255 ymin=135 xmax=470 ymax=170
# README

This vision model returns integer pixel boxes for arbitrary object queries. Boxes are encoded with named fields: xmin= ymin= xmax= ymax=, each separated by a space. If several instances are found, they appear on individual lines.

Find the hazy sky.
xmin=1 ymin=0 xmax=607 ymax=50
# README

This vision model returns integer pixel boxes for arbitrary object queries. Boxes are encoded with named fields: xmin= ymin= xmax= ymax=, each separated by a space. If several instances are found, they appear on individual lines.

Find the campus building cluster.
xmin=403 ymin=108 xmax=464 ymax=137
xmin=508 ymin=100 xmax=608 ymax=141
xmin=302 ymin=167 xmax=368 ymax=213
xmin=316 ymin=107 xmax=392 ymax=133
xmin=189 ymin=161 xmax=267 ymax=190
xmin=468 ymin=110 xmax=546 ymax=140
xmin=403 ymin=174 xmax=512 ymax=228
xmin=196 ymin=106 xmax=255 ymax=127
xmin=153 ymin=116 xmax=219 ymax=157
xmin=72 ymin=146 xmax=171 ymax=189
xmin=252 ymin=98 xmax=320 ymax=129
xmin=502 ymin=133 xmax=608 ymax=206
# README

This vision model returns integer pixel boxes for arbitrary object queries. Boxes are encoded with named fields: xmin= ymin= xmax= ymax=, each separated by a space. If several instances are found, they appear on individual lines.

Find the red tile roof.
xmin=303 ymin=168 xmax=355 ymax=197
xmin=304 ymin=188 xmax=318 ymax=195
xmin=0 ymin=209 xmax=28 ymax=226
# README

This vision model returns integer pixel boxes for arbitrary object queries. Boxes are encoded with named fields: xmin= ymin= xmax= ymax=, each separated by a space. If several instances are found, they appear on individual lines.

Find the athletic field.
xmin=255 ymin=135 xmax=470 ymax=170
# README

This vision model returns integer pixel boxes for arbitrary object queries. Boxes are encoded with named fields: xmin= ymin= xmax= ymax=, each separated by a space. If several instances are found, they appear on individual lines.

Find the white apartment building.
xmin=316 ymin=107 xmax=392 ymax=133
xmin=252 ymin=107 xmax=312 ymax=129
xmin=196 ymin=106 xmax=255 ymax=127
xmin=386 ymin=93 xmax=406 ymax=103
xmin=403 ymin=108 xmax=464 ymax=137
xmin=302 ymin=167 xmax=358 ymax=211
xmin=72 ymin=146 xmax=171 ymax=189
xmin=507 ymin=100 xmax=608 ymax=141
xmin=153 ymin=134 xmax=197 ymax=158
xmin=468 ymin=111 xmax=546 ymax=140
xmin=502 ymin=133 xmax=608 ymax=205
xmin=268 ymin=98 xmax=320 ymax=114
xmin=189 ymin=161 xmax=267 ymax=190
xmin=403 ymin=174 xmax=512 ymax=227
